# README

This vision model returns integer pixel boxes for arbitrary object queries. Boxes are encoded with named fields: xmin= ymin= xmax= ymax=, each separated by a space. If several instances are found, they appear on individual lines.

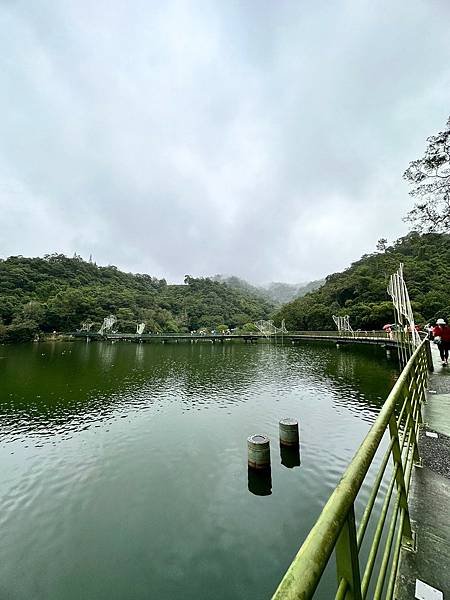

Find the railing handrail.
xmin=73 ymin=330 xmax=392 ymax=338
xmin=272 ymin=337 xmax=432 ymax=599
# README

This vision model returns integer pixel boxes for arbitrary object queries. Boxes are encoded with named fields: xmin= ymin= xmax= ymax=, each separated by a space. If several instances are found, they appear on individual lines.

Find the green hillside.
xmin=263 ymin=280 xmax=325 ymax=304
xmin=212 ymin=275 xmax=324 ymax=305
xmin=274 ymin=232 xmax=450 ymax=331
xmin=0 ymin=254 xmax=274 ymax=342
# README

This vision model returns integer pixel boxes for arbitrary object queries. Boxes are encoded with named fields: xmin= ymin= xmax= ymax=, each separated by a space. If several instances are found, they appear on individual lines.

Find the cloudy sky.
xmin=1 ymin=1 xmax=449 ymax=283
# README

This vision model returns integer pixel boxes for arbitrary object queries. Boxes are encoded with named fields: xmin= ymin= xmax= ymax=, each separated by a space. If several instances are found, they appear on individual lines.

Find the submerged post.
xmin=279 ymin=418 xmax=299 ymax=447
xmin=247 ymin=434 xmax=271 ymax=469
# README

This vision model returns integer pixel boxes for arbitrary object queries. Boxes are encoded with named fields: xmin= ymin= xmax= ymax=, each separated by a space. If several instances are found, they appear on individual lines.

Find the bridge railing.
xmin=73 ymin=329 xmax=409 ymax=341
xmin=272 ymin=337 xmax=433 ymax=600
xmin=288 ymin=330 xmax=390 ymax=338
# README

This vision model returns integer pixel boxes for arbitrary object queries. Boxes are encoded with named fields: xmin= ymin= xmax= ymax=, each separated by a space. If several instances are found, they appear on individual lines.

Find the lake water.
xmin=0 ymin=340 xmax=398 ymax=599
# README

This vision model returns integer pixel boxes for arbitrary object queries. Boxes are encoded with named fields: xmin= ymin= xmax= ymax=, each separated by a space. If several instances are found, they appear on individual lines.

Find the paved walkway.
xmin=396 ymin=345 xmax=450 ymax=599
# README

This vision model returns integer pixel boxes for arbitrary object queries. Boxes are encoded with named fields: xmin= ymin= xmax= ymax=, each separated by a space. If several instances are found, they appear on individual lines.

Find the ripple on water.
xmin=0 ymin=341 xmax=398 ymax=600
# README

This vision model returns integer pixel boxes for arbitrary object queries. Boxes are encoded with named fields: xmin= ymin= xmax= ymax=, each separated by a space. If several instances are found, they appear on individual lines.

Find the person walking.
xmin=432 ymin=318 xmax=450 ymax=365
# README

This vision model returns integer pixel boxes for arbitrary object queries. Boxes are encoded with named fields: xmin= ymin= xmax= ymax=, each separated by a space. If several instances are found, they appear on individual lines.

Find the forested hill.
xmin=0 ymin=255 xmax=274 ymax=341
xmin=212 ymin=275 xmax=324 ymax=305
xmin=274 ymin=233 xmax=450 ymax=331
xmin=263 ymin=280 xmax=325 ymax=304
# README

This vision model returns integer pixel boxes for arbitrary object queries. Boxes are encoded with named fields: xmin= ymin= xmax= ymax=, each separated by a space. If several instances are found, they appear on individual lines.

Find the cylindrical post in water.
xmin=247 ymin=434 xmax=271 ymax=469
xmin=279 ymin=418 xmax=299 ymax=447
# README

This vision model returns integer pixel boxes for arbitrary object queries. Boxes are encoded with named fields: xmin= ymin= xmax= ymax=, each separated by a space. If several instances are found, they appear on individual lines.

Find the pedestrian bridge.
xmin=72 ymin=329 xmax=400 ymax=347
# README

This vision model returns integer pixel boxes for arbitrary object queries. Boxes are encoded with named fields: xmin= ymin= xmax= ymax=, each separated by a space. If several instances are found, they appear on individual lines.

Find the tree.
xmin=240 ymin=322 xmax=258 ymax=332
xmin=5 ymin=319 xmax=38 ymax=342
xmin=376 ymin=238 xmax=388 ymax=252
xmin=0 ymin=255 xmax=274 ymax=338
xmin=273 ymin=232 xmax=450 ymax=329
xmin=22 ymin=301 xmax=47 ymax=326
xmin=0 ymin=320 xmax=6 ymax=342
xmin=404 ymin=116 xmax=450 ymax=232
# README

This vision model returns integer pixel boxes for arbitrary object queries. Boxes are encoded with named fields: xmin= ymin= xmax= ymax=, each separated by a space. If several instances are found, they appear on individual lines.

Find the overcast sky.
xmin=1 ymin=1 xmax=449 ymax=284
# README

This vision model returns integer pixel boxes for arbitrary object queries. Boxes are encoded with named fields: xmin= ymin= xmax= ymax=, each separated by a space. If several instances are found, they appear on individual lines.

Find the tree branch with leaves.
xmin=404 ymin=116 xmax=450 ymax=232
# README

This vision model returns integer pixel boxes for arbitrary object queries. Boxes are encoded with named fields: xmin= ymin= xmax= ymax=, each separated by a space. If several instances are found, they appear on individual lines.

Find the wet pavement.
xmin=396 ymin=344 xmax=450 ymax=599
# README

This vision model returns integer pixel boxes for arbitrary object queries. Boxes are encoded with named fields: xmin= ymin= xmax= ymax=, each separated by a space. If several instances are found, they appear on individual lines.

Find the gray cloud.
xmin=1 ymin=0 xmax=449 ymax=283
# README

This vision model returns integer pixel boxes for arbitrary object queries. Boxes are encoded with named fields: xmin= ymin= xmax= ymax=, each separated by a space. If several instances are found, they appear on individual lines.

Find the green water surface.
xmin=0 ymin=340 xmax=398 ymax=599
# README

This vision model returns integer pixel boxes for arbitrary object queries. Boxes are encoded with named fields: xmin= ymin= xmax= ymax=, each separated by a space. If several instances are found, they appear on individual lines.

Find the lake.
xmin=0 ymin=340 xmax=398 ymax=599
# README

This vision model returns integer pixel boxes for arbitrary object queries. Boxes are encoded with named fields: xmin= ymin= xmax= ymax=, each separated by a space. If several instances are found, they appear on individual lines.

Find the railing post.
xmin=418 ymin=352 xmax=428 ymax=408
xmin=402 ymin=370 xmax=421 ymax=463
xmin=388 ymin=415 xmax=413 ymax=545
xmin=424 ymin=338 xmax=434 ymax=372
xmin=413 ymin=348 xmax=428 ymax=408
xmin=335 ymin=504 xmax=362 ymax=599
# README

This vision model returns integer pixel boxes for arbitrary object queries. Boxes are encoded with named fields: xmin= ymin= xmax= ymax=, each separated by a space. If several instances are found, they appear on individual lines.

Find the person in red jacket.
xmin=432 ymin=318 xmax=450 ymax=365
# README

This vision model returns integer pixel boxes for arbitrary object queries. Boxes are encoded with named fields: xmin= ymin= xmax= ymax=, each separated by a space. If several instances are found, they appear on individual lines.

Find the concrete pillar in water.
xmin=247 ymin=434 xmax=271 ymax=470
xmin=279 ymin=418 xmax=299 ymax=447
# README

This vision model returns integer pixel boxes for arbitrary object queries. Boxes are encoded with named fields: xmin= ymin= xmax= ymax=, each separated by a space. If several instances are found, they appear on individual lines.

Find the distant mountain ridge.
xmin=0 ymin=254 xmax=275 ymax=342
xmin=262 ymin=280 xmax=325 ymax=304
xmin=273 ymin=232 xmax=450 ymax=331
xmin=212 ymin=275 xmax=324 ymax=305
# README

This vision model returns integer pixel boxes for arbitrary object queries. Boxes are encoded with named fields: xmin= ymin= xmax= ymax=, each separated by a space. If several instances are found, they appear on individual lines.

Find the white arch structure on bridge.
xmin=254 ymin=319 xmax=288 ymax=339
xmin=332 ymin=315 xmax=353 ymax=335
xmin=387 ymin=263 xmax=421 ymax=363
xmin=98 ymin=315 xmax=117 ymax=335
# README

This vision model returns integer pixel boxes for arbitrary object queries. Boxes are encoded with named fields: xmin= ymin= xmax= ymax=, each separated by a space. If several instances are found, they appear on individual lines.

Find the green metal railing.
xmin=272 ymin=337 xmax=433 ymax=600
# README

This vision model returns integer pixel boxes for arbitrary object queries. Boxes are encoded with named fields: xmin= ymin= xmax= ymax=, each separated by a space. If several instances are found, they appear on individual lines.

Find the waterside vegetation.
xmin=0 ymin=255 xmax=274 ymax=343
xmin=2 ymin=232 xmax=450 ymax=343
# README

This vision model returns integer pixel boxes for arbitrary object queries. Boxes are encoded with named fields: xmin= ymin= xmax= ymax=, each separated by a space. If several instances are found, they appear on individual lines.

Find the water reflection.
xmin=248 ymin=466 xmax=272 ymax=496
xmin=97 ymin=341 xmax=118 ymax=370
xmin=135 ymin=343 xmax=145 ymax=366
xmin=0 ymin=340 xmax=400 ymax=600
xmin=280 ymin=443 xmax=301 ymax=469
xmin=0 ymin=341 xmax=399 ymax=442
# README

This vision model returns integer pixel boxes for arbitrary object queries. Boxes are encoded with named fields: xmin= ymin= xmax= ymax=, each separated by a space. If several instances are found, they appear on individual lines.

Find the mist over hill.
xmin=212 ymin=275 xmax=324 ymax=305
xmin=262 ymin=280 xmax=325 ymax=304
xmin=2 ymin=233 xmax=447 ymax=342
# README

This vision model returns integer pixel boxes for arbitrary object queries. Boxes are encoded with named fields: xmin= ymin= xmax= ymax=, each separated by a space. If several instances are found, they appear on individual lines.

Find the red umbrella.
xmin=382 ymin=324 xmax=393 ymax=330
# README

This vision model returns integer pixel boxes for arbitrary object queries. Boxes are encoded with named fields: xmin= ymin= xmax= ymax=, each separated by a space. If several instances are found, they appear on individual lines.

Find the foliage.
xmin=0 ymin=320 xmax=39 ymax=343
xmin=274 ymin=233 xmax=450 ymax=331
xmin=213 ymin=274 xmax=324 ymax=305
xmin=0 ymin=254 xmax=274 ymax=340
xmin=404 ymin=116 xmax=450 ymax=232
xmin=239 ymin=322 xmax=259 ymax=332
xmin=263 ymin=280 xmax=325 ymax=304
xmin=376 ymin=238 xmax=388 ymax=252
